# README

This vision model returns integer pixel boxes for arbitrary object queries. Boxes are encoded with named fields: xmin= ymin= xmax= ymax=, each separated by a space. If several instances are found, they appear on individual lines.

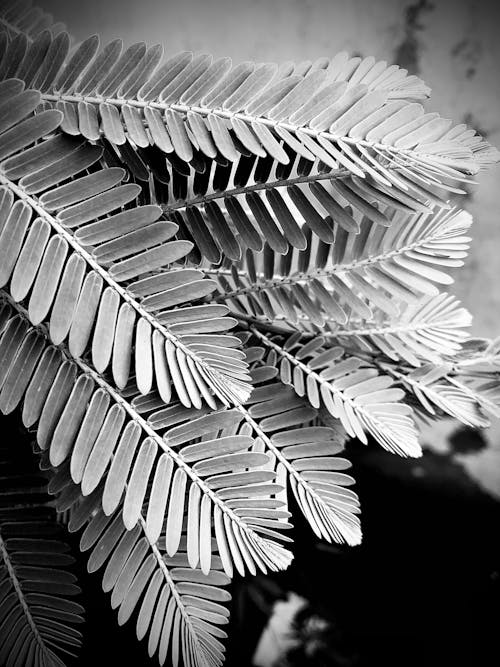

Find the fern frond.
xmin=142 ymin=358 xmax=361 ymax=547
xmin=468 ymin=379 xmax=500 ymax=420
xmin=0 ymin=80 xmax=251 ymax=406
xmin=0 ymin=0 xmax=65 ymax=45
xmin=1 ymin=5 xmax=498 ymax=263
xmin=77 ymin=499 xmax=231 ymax=667
xmin=450 ymin=339 xmax=500 ymax=418
xmin=454 ymin=336 xmax=500 ymax=375
xmin=327 ymin=293 xmax=472 ymax=366
xmin=0 ymin=445 xmax=83 ymax=667
xmin=155 ymin=145 xmax=444 ymax=264
xmin=243 ymin=358 xmax=361 ymax=545
xmin=0 ymin=298 xmax=293 ymax=576
xmin=384 ymin=362 xmax=490 ymax=428
xmin=48 ymin=461 xmax=232 ymax=667
xmin=0 ymin=6 xmax=499 ymax=665
xmin=247 ymin=328 xmax=421 ymax=457
xmin=209 ymin=208 xmax=472 ymax=330
xmin=43 ymin=424 xmax=232 ymax=667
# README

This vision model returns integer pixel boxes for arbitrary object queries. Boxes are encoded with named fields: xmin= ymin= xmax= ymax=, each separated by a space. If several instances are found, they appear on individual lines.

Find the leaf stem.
xmin=0 ymin=532 xmax=48 ymax=659
xmin=0 ymin=292 xmax=286 ymax=560
xmin=0 ymin=173 xmax=245 ymax=402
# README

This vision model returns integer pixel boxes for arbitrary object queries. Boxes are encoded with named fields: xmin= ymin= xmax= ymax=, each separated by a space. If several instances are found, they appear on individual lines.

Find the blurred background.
xmin=30 ymin=1 xmax=500 ymax=665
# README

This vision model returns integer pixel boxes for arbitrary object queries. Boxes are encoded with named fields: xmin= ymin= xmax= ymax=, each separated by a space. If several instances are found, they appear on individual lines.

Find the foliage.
xmin=0 ymin=437 xmax=84 ymax=667
xmin=0 ymin=1 xmax=499 ymax=665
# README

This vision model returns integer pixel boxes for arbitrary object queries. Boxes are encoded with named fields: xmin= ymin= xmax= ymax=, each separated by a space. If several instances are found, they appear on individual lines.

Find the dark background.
xmin=64 ymin=426 xmax=500 ymax=665
xmin=8 ymin=410 xmax=498 ymax=667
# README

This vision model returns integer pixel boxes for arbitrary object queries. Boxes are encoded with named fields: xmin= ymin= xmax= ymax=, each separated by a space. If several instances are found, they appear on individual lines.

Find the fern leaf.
xmin=209 ymin=208 xmax=472 ymax=330
xmin=1 ymin=9 xmax=498 ymax=262
xmin=0 ymin=4 xmax=498 ymax=665
xmin=326 ymin=293 xmax=472 ymax=366
xmin=137 ymin=360 xmax=361 ymax=547
xmin=468 ymin=379 xmax=500 ymax=420
xmin=0 ymin=298 xmax=293 ymax=577
xmin=0 ymin=0 xmax=65 ymax=45
xmin=449 ymin=341 xmax=500 ymax=418
xmin=391 ymin=337 xmax=500 ymax=424
xmin=386 ymin=362 xmax=490 ymax=428
xmin=78 ymin=499 xmax=231 ymax=667
xmin=0 ymin=80 xmax=251 ymax=406
xmin=241 ymin=358 xmax=361 ymax=545
xmin=455 ymin=336 xmax=500 ymax=375
xmin=0 ymin=445 xmax=84 ymax=667
xmin=52 ymin=465 xmax=231 ymax=667
xmin=248 ymin=328 xmax=421 ymax=457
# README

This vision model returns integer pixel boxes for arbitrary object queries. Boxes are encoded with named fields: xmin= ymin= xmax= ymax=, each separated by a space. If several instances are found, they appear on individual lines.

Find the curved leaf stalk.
xmin=233 ymin=401 xmax=361 ymax=545
xmin=249 ymin=326 xmax=421 ymax=457
xmin=0 ymin=172 xmax=249 ymax=406
xmin=0 ymin=535 xmax=48 ymax=659
xmin=0 ymin=293 xmax=293 ymax=575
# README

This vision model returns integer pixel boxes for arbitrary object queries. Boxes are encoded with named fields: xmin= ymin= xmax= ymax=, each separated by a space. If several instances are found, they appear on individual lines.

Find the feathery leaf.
xmin=0 ymin=444 xmax=83 ymax=667
xmin=0 ymin=298 xmax=293 ymax=578
xmin=0 ymin=80 xmax=251 ymax=406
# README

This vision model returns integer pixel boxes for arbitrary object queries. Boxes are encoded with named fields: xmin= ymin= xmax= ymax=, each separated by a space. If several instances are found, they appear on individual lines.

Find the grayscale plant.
xmin=0 ymin=1 xmax=499 ymax=665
